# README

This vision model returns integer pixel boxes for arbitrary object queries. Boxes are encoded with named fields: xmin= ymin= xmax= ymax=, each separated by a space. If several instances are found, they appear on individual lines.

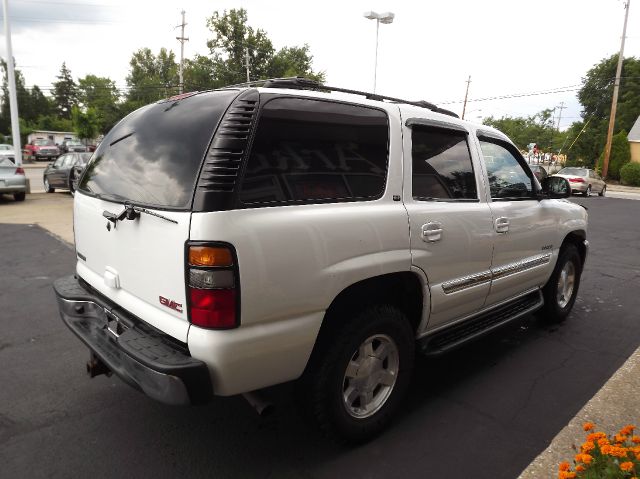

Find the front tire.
xmin=13 ymin=192 xmax=25 ymax=201
xmin=584 ymin=186 xmax=592 ymax=197
xmin=298 ymin=305 xmax=415 ymax=443
xmin=599 ymin=186 xmax=606 ymax=197
xmin=538 ymin=243 xmax=582 ymax=323
xmin=44 ymin=177 xmax=54 ymax=193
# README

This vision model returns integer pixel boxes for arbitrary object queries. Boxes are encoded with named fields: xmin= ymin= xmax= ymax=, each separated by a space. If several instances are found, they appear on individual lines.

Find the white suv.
xmin=54 ymin=78 xmax=587 ymax=442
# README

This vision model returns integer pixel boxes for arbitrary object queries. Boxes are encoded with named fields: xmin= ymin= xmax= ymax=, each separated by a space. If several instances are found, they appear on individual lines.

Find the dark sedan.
xmin=43 ymin=152 xmax=92 ymax=195
xmin=59 ymin=139 xmax=88 ymax=154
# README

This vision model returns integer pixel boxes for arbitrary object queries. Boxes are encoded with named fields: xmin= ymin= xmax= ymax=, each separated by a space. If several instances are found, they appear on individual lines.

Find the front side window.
xmin=239 ymin=98 xmax=389 ymax=205
xmin=411 ymin=127 xmax=477 ymax=200
xmin=480 ymin=140 xmax=534 ymax=199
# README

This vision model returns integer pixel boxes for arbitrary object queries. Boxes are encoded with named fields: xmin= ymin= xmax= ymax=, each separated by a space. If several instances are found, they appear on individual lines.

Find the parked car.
xmin=0 ymin=144 xmax=17 ymax=162
xmin=529 ymin=164 xmax=548 ymax=182
xmin=25 ymin=138 xmax=60 ymax=161
xmin=0 ymin=158 xmax=26 ymax=201
xmin=43 ymin=152 xmax=92 ymax=194
xmin=59 ymin=139 xmax=88 ymax=154
xmin=54 ymin=78 xmax=587 ymax=442
xmin=553 ymin=167 xmax=606 ymax=196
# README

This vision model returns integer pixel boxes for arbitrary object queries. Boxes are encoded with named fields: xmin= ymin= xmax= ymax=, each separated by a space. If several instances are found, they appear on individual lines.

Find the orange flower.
xmin=575 ymin=465 xmax=585 ymax=472
xmin=615 ymin=433 xmax=628 ymax=443
xmin=621 ymin=425 xmax=636 ymax=436
xmin=587 ymin=432 xmax=606 ymax=441
xmin=598 ymin=437 xmax=610 ymax=447
xmin=620 ymin=461 xmax=635 ymax=472
xmin=558 ymin=472 xmax=577 ymax=479
xmin=581 ymin=441 xmax=595 ymax=453
xmin=581 ymin=454 xmax=593 ymax=464
xmin=632 ymin=435 xmax=640 ymax=444
xmin=559 ymin=461 xmax=571 ymax=471
xmin=583 ymin=422 xmax=595 ymax=432
xmin=601 ymin=445 xmax=613 ymax=455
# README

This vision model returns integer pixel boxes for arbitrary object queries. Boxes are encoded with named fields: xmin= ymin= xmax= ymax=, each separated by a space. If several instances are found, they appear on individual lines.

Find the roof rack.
xmin=222 ymin=77 xmax=459 ymax=118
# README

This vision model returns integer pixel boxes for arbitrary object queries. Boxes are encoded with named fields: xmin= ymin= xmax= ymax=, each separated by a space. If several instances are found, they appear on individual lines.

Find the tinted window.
xmin=78 ymin=90 xmax=239 ymax=209
xmin=480 ymin=140 xmax=534 ymax=199
xmin=63 ymin=155 xmax=76 ymax=167
xmin=79 ymin=153 xmax=92 ymax=164
xmin=411 ymin=127 xmax=477 ymax=200
xmin=239 ymin=98 xmax=388 ymax=205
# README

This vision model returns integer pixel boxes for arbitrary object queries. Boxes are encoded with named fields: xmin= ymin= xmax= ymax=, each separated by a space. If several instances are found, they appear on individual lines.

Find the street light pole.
xmin=2 ymin=0 xmax=21 ymax=165
xmin=364 ymin=11 xmax=394 ymax=94
xmin=602 ymin=0 xmax=630 ymax=178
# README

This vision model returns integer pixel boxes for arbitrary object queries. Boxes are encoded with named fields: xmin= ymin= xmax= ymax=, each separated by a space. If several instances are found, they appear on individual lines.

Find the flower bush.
xmin=558 ymin=423 xmax=640 ymax=478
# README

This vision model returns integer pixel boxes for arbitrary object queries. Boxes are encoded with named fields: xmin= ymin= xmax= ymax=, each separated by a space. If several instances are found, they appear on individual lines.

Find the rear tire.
xmin=44 ymin=177 xmax=54 ymax=193
xmin=297 ymin=305 xmax=414 ymax=443
xmin=599 ymin=186 xmax=606 ymax=197
xmin=584 ymin=186 xmax=592 ymax=197
xmin=13 ymin=192 xmax=25 ymax=201
xmin=537 ymin=243 xmax=582 ymax=323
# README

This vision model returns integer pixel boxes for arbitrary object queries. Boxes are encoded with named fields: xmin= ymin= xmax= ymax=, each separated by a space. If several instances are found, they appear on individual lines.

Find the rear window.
xmin=78 ymin=90 xmax=239 ymax=209
xmin=559 ymin=168 xmax=587 ymax=176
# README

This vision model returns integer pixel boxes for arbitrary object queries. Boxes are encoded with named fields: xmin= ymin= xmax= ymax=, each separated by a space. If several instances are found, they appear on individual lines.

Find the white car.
xmin=54 ymin=78 xmax=587 ymax=442
xmin=0 ymin=144 xmax=16 ymax=161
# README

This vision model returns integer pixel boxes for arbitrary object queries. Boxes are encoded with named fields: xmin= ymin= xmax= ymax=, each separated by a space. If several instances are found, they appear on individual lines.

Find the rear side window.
xmin=78 ymin=90 xmax=239 ymax=209
xmin=239 ymin=98 xmax=389 ymax=205
xmin=411 ymin=127 xmax=477 ymax=200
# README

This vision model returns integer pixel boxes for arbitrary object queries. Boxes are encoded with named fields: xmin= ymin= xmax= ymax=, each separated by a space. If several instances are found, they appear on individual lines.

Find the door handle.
xmin=422 ymin=222 xmax=443 ymax=242
xmin=495 ymin=217 xmax=510 ymax=233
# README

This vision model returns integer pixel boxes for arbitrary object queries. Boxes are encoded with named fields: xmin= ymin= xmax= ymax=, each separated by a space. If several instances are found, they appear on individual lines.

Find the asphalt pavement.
xmin=1 ymin=196 xmax=639 ymax=479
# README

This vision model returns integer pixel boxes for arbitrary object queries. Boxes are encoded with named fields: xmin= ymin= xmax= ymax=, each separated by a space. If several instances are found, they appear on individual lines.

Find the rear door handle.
xmin=422 ymin=221 xmax=443 ymax=242
xmin=495 ymin=217 xmax=509 ymax=233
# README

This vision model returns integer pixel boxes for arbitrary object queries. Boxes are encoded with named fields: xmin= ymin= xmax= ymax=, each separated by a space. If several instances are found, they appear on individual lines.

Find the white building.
xmin=27 ymin=130 xmax=76 ymax=146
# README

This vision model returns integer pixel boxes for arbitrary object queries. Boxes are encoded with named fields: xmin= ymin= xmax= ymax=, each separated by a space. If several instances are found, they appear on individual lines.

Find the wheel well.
xmin=562 ymin=230 xmax=586 ymax=265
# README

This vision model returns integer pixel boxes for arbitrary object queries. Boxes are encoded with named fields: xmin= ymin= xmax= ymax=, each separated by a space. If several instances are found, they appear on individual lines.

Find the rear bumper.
xmin=0 ymin=182 xmax=26 ymax=194
xmin=53 ymin=275 xmax=213 ymax=405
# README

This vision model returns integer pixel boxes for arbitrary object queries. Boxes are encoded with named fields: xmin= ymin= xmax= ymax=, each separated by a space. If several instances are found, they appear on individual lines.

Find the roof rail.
xmin=222 ymin=77 xmax=459 ymax=118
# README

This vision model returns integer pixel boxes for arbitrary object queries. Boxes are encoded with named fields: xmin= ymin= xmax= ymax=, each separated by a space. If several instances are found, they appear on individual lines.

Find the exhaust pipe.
xmin=86 ymin=353 xmax=112 ymax=378
xmin=242 ymin=391 xmax=274 ymax=417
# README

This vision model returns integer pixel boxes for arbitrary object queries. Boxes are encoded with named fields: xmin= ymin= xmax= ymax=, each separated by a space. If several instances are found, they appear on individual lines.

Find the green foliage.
xmin=72 ymin=106 xmax=99 ymax=142
xmin=570 ymin=55 xmax=640 ymax=163
xmin=52 ymin=62 xmax=78 ymax=120
xmin=620 ymin=161 xmax=640 ymax=186
xmin=183 ymin=54 xmax=220 ymax=91
xmin=206 ymin=9 xmax=324 ymax=86
xmin=78 ymin=75 xmax=121 ymax=134
xmin=482 ymin=108 xmax=565 ymax=151
xmin=34 ymin=115 xmax=73 ymax=132
xmin=596 ymin=130 xmax=631 ymax=180
xmin=126 ymin=48 xmax=178 ymax=106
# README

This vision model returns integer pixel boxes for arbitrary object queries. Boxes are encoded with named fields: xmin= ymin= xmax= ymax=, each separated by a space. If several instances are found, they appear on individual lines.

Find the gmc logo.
xmin=159 ymin=296 xmax=183 ymax=313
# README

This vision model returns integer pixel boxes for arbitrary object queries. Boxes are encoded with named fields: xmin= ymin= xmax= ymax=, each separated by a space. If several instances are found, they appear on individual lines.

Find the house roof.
xmin=629 ymin=116 xmax=640 ymax=142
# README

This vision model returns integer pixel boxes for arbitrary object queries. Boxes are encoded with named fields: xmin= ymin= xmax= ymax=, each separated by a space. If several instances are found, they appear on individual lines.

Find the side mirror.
xmin=541 ymin=176 xmax=571 ymax=199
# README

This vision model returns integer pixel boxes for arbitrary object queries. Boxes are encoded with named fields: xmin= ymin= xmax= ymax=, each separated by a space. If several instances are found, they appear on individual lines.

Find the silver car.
xmin=0 ymin=144 xmax=16 ymax=162
xmin=553 ymin=167 xmax=606 ymax=197
xmin=0 ymin=158 xmax=27 ymax=201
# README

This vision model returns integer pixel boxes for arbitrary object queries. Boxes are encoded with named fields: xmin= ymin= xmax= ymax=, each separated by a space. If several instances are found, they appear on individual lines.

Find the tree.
xmin=596 ymin=130 xmax=631 ymax=180
xmin=570 ymin=55 xmax=640 ymax=164
xmin=126 ymin=48 xmax=178 ymax=107
xmin=183 ymin=54 xmax=219 ymax=91
xmin=206 ymin=9 xmax=324 ymax=86
xmin=72 ymin=106 xmax=99 ymax=146
xmin=29 ymin=86 xmax=51 ymax=119
xmin=482 ymin=108 xmax=566 ymax=152
xmin=0 ymin=61 xmax=30 ymax=132
xmin=52 ymin=62 xmax=78 ymax=120
xmin=78 ymin=75 xmax=120 ymax=133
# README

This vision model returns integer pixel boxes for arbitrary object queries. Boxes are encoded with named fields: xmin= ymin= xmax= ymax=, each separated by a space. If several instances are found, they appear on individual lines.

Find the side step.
xmin=418 ymin=290 xmax=543 ymax=356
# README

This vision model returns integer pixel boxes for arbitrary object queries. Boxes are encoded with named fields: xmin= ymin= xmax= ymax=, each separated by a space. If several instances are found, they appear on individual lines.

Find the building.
xmin=629 ymin=116 xmax=640 ymax=163
xmin=27 ymin=130 xmax=76 ymax=146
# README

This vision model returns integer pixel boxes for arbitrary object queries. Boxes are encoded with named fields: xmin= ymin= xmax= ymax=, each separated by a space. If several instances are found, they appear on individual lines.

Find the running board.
xmin=418 ymin=290 xmax=543 ymax=356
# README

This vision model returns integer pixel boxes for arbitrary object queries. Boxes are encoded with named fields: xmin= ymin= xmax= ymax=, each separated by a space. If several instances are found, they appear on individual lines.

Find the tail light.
xmin=569 ymin=178 xmax=584 ymax=183
xmin=186 ymin=243 xmax=239 ymax=329
xmin=15 ymin=167 xmax=24 ymax=175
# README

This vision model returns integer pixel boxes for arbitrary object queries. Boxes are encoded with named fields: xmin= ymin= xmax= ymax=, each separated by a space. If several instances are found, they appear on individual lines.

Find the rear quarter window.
xmin=239 ymin=97 xmax=389 ymax=206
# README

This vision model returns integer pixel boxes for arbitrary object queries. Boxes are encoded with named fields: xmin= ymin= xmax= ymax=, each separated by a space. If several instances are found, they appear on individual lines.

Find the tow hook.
xmin=86 ymin=353 xmax=112 ymax=378
xmin=242 ymin=391 xmax=274 ymax=417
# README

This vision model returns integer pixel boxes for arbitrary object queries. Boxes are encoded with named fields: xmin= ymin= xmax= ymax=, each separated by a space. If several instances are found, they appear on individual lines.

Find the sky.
xmin=0 ymin=0 xmax=638 ymax=129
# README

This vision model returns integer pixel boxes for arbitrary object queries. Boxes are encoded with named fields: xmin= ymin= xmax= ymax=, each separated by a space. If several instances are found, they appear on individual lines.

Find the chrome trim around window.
xmin=441 ymin=253 xmax=553 ymax=294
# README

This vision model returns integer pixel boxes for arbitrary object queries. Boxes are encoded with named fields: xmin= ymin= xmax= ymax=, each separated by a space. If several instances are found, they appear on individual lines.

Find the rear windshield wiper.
xmin=103 ymin=203 xmax=178 ymax=228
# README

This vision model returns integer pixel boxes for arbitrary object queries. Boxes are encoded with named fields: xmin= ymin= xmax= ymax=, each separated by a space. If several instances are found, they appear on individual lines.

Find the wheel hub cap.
xmin=556 ymin=261 xmax=576 ymax=308
xmin=342 ymin=334 xmax=399 ymax=419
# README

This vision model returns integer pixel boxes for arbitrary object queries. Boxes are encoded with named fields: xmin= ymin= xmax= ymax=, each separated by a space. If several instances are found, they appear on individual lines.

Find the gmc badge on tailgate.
xmin=159 ymin=296 xmax=183 ymax=313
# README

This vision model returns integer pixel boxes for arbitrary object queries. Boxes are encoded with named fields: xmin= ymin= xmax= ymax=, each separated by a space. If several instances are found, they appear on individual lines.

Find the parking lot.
xmin=1 ymin=193 xmax=639 ymax=479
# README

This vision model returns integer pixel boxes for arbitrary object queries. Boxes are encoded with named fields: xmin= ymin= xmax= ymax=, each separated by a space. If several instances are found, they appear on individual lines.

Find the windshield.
xmin=0 ymin=158 xmax=14 ymax=166
xmin=78 ymin=90 xmax=239 ymax=209
xmin=67 ymin=141 xmax=83 ymax=146
xmin=34 ymin=139 xmax=54 ymax=146
xmin=0 ymin=145 xmax=12 ymax=151
xmin=559 ymin=168 xmax=587 ymax=176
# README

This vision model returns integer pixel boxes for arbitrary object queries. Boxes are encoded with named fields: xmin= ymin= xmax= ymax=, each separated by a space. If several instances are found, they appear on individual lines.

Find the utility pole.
xmin=602 ymin=0 xmax=630 ymax=178
xmin=245 ymin=47 xmax=250 ymax=82
xmin=176 ymin=10 xmax=188 ymax=94
xmin=2 ymin=0 xmax=21 ymax=165
xmin=555 ymin=101 xmax=566 ymax=131
xmin=461 ymin=75 xmax=471 ymax=120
